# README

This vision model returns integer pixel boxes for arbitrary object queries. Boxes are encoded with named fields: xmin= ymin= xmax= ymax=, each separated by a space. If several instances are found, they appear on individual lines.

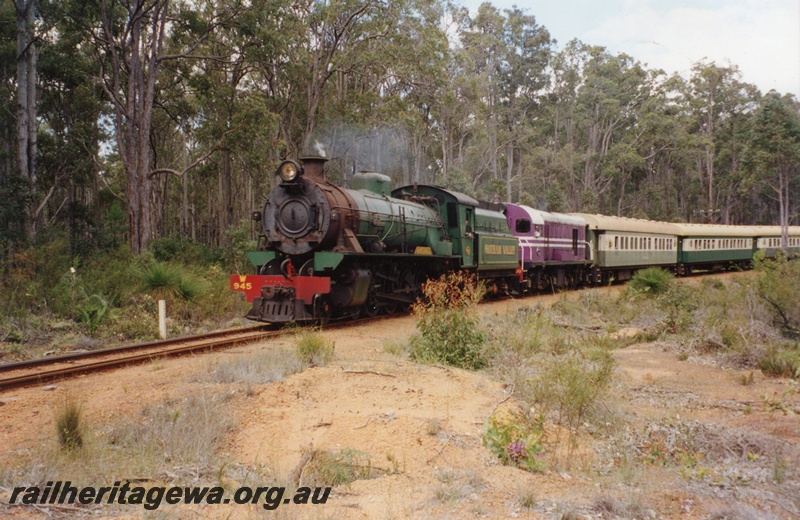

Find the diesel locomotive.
xmin=231 ymin=157 xmax=800 ymax=323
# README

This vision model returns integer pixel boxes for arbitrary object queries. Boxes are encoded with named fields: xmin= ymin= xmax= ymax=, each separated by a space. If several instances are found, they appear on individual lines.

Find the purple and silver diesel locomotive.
xmin=502 ymin=203 xmax=589 ymax=290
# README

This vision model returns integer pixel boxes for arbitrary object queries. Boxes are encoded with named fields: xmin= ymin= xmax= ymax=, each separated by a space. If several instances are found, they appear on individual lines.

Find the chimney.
xmin=301 ymin=156 xmax=328 ymax=182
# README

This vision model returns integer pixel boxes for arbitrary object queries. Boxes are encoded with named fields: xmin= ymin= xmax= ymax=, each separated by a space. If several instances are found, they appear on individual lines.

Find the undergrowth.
xmin=0 ymin=236 xmax=250 ymax=359
xmin=409 ymin=271 xmax=488 ymax=369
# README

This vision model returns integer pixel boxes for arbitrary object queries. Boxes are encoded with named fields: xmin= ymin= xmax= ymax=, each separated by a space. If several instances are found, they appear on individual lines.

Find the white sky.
xmin=459 ymin=0 xmax=800 ymax=97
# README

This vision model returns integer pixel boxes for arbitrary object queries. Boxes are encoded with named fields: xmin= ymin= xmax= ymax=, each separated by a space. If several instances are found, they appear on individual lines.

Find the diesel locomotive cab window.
xmin=516 ymin=219 xmax=531 ymax=233
xmin=572 ymin=229 xmax=578 ymax=255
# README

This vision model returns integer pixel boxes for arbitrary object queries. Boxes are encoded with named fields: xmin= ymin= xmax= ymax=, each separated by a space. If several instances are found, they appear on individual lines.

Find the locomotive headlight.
xmin=277 ymin=160 xmax=303 ymax=182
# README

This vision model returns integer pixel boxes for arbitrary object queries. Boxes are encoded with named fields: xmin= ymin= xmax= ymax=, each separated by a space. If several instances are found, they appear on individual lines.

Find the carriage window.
xmin=615 ymin=236 xmax=619 ymax=249
xmin=515 ymin=219 xmax=531 ymax=233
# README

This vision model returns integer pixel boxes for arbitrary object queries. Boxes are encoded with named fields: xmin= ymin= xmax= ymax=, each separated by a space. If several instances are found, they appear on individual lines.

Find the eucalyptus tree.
xmin=3 ymin=0 xmax=40 ymax=242
xmin=87 ymin=0 xmax=239 ymax=254
xmin=13 ymin=0 xmax=38 ymax=204
xmin=37 ymin=1 xmax=108 ymax=251
xmin=744 ymin=92 xmax=800 ymax=246
xmin=557 ymin=44 xmax=647 ymax=212
xmin=528 ymin=38 xmax=585 ymax=211
xmin=0 ymin=1 xmax=27 ymax=246
xmin=293 ymin=0 xmax=402 ymax=154
xmin=153 ymin=0 xmax=281 ymax=247
xmin=625 ymin=73 xmax=695 ymax=221
xmin=686 ymin=61 xmax=759 ymax=223
xmin=458 ymin=3 xmax=504 ymax=190
xmin=495 ymin=7 xmax=551 ymax=202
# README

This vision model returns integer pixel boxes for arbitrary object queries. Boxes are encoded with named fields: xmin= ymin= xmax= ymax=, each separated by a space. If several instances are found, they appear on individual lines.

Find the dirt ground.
xmin=0 ymin=285 xmax=798 ymax=519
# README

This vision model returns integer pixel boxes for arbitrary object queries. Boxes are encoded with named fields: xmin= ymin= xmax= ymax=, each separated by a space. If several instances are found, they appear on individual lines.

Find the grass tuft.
xmin=294 ymin=330 xmax=335 ymax=366
xmin=294 ymin=448 xmax=382 ymax=486
xmin=55 ymin=394 xmax=84 ymax=451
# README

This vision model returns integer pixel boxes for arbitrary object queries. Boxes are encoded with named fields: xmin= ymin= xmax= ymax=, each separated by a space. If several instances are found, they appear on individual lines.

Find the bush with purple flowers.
xmin=483 ymin=410 xmax=545 ymax=471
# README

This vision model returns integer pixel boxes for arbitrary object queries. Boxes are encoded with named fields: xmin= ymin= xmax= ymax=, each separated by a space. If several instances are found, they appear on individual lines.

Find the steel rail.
xmin=0 ymin=324 xmax=273 ymax=373
xmin=0 ymin=315 xmax=396 ymax=392
xmin=0 ymin=329 xmax=281 ymax=391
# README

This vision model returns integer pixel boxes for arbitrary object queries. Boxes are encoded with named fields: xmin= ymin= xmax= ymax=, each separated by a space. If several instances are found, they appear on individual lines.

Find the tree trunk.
xmin=505 ymin=141 xmax=514 ymax=202
xmin=100 ymin=0 xmax=169 ymax=254
xmin=15 ymin=0 xmax=38 ymax=237
xmin=219 ymin=150 xmax=232 ymax=248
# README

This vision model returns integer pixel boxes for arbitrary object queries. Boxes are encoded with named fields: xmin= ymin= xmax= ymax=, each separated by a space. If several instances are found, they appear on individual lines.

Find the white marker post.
xmin=158 ymin=300 xmax=167 ymax=339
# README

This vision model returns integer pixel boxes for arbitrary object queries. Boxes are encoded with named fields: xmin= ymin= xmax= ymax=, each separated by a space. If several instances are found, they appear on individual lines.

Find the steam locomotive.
xmin=230 ymin=157 xmax=800 ymax=323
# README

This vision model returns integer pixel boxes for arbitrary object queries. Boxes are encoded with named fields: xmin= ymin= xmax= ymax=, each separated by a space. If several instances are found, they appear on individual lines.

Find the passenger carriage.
xmin=571 ymin=214 xmax=680 ymax=282
xmin=751 ymin=226 xmax=800 ymax=258
xmin=672 ymin=223 xmax=758 ymax=274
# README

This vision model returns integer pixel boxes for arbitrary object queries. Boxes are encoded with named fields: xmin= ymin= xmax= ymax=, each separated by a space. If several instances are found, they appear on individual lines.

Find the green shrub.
xmin=150 ymin=236 xmax=220 ymax=266
xmin=409 ymin=272 xmax=488 ymax=370
xmin=756 ymin=255 xmax=800 ymax=335
xmin=136 ymin=261 xmax=206 ymax=302
xmin=758 ymin=345 xmax=800 ymax=379
xmin=483 ymin=410 xmax=545 ymax=471
xmin=75 ymin=294 xmax=117 ymax=336
xmin=521 ymin=345 xmax=615 ymax=430
xmin=628 ymin=267 xmax=675 ymax=295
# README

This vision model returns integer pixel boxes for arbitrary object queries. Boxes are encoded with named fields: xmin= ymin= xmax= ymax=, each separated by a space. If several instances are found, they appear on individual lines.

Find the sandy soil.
xmin=1 ymin=278 xmax=798 ymax=519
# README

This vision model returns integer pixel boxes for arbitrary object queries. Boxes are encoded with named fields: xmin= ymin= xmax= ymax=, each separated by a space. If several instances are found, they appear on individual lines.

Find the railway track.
xmin=0 ymin=316 xmax=398 ymax=392
xmin=0 ymin=324 xmax=287 ymax=391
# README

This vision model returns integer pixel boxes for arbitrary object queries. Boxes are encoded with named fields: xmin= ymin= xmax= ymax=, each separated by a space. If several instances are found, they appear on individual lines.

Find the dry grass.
xmin=291 ymin=447 xmax=384 ymax=487
xmin=108 ymin=392 xmax=235 ymax=471
xmin=204 ymin=348 xmax=304 ymax=385
xmin=0 ymin=391 xmax=237 ymax=497
xmin=432 ymin=470 xmax=484 ymax=504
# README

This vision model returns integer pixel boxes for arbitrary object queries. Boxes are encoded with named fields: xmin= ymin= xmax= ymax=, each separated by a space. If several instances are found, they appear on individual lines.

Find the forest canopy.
xmin=2 ymin=0 xmax=799 ymax=257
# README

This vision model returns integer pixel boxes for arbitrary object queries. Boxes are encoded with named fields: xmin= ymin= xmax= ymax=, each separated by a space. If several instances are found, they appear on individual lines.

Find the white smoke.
xmin=314 ymin=141 xmax=327 ymax=157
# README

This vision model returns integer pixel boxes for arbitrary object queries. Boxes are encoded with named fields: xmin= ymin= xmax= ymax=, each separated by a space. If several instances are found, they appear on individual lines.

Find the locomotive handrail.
xmin=584 ymin=240 xmax=594 ymax=262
